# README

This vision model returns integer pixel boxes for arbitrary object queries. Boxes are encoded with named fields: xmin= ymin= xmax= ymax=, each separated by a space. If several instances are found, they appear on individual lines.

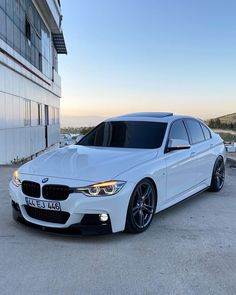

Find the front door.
xmin=164 ymin=119 xmax=195 ymax=202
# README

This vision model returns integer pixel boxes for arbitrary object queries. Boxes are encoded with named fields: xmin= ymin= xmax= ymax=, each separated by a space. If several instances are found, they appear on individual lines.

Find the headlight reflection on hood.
xmin=75 ymin=180 xmax=126 ymax=197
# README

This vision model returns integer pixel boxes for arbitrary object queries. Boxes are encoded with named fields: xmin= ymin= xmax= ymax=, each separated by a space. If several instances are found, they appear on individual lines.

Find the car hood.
xmin=19 ymin=145 xmax=158 ymax=182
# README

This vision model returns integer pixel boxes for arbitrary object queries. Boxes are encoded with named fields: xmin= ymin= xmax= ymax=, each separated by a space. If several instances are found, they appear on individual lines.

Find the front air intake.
xmin=24 ymin=206 xmax=70 ymax=224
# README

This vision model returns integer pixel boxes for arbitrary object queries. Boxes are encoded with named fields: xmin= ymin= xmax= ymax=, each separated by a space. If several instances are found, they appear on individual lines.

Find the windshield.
xmin=78 ymin=121 xmax=167 ymax=149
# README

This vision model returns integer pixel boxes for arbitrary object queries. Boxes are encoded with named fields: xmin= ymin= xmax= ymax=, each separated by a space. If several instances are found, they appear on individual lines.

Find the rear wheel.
xmin=125 ymin=179 xmax=157 ymax=233
xmin=209 ymin=156 xmax=225 ymax=192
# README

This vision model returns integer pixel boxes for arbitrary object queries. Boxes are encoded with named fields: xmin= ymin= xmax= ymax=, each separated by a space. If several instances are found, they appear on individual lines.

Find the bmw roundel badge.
xmin=42 ymin=178 xmax=49 ymax=183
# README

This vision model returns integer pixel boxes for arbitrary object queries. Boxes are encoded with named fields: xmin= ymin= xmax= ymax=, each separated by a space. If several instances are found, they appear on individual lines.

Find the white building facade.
xmin=0 ymin=0 xmax=67 ymax=164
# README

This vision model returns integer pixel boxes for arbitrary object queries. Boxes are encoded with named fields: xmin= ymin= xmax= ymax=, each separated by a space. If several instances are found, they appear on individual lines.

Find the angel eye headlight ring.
xmin=88 ymin=186 xmax=101 ymax=196
xmin=76 ymin=180 xmax=126 ymax=197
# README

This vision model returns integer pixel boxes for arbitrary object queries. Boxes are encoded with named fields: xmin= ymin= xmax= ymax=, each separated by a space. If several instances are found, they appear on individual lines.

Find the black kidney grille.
xmin=22 ymin=181 xmax=40 ymax=198
xmin=25 ymin=206 xmax=70 ymax=224
xmin=42 ymin=185 xmax=70 ymax=201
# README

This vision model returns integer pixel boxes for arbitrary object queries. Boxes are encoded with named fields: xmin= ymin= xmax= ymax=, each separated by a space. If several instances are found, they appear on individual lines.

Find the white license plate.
xmin=25 ymin=197 xmax=61 ymax=211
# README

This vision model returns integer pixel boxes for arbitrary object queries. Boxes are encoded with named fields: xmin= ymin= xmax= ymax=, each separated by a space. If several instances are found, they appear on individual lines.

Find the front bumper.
xmin=12 ymin=201 xmax=112 ymax=235
xmin=9 ymin=178 xmax=134 ymax=234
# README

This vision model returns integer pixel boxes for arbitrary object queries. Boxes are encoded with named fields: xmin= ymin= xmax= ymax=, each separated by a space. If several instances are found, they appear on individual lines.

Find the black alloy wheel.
xmin=125 ymin=179 xmax=157 ymax=233
xmin=209 ymin=156 xmax=225 ymax=192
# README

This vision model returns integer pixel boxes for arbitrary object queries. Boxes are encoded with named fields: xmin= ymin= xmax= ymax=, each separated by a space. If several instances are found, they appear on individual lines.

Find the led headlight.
xmin=76 ymin=180 xmax=126 ymax=197
xmin=12 ymin=170 xmax=22 ymax=187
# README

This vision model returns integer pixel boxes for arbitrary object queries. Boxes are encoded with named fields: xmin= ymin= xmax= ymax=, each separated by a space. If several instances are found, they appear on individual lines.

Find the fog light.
xmin=99 ymin=213 xmax=108 ymax=222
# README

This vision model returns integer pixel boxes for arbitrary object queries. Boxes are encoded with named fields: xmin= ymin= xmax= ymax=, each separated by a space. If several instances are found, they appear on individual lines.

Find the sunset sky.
xmin=59 ymin=0 xmax=236 ymax=126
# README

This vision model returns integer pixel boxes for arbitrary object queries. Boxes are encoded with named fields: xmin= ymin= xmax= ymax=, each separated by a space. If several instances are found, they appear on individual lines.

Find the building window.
xmin=30 ymin=102 xmax=44 ymax=126
xmin=45 ymin=105 xmax=49 ymax=125
xmin=52 ymin=107 xmax=56 ymax=125
xmin=52 ymin=45 xmax=58 ymax=73
xmin=55 ymin=108 xmax=60 ymax=124
xmin=48 ymin=106 xmax=55 ymax=125
xmin=25 ymin=18 xmax=31 ymax=42
xmin=38 ymin=104 xmax=43 ymax=125
xmin=39 ymin=52 xmax=42 ymax=72
xmin=0 ymin=2 xmax=52 ymax=78
xmin=24 ymin=99 xmax=31 ymax=126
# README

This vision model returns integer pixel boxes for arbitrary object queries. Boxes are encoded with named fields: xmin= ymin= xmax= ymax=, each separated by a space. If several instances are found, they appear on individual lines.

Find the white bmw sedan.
xmin=9 ymin=112 xmax=226 ymax=235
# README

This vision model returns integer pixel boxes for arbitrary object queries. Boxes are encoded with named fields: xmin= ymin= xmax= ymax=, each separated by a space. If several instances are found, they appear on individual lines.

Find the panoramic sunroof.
xmin=122 ymin=112 xmax=173 ymax=118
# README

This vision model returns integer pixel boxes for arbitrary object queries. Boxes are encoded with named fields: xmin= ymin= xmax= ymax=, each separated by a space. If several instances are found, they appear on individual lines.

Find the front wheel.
xmin=125 ymin=179 xmax=157 ymax=233
xmin=209 ymin=156 xmax=225 ymax=192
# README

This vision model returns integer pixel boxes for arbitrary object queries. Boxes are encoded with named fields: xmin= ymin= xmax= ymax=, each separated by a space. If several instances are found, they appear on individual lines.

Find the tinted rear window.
xmin=78 ymin=121 xmax=167 ymax=149
xmin=185 ymin=119 xmax=205 ymax=144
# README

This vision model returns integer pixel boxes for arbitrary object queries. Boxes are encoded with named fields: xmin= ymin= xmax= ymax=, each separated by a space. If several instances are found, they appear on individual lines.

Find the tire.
xmin=209 ymin=156 xmax=225 ymax=192
xmin=125 ymin=179 xmax=157 ymax=233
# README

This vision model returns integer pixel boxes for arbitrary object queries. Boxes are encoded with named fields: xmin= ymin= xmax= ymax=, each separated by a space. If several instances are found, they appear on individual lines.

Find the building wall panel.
xmin=0 ymin=125 xmax=49 ymax=163
xmin=0 ymin=92 xmax=6 ymax=129
xmin=48 ymin=124 xmax=60 ymax=147
xmin=0 ymin=0 xmax=65 ymax=164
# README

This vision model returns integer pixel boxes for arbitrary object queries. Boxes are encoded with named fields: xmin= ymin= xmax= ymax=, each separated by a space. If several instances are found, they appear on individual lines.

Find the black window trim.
xmin=164 ymin=118 xmax=191 ymax=153
xmin=77 ymin=122 xmax=102 ymax=145
xmin=199 ymin=122 xmax=212 ymax=141
xmin=184 ymin=118 xmax=207 ymax=145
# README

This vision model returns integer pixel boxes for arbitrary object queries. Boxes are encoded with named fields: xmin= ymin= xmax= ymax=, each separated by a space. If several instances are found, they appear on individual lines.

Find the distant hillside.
xmin=215 ymin=112 xmax=236 ymax=124
xmin=207 ymin=112 xmax=236 ymax=131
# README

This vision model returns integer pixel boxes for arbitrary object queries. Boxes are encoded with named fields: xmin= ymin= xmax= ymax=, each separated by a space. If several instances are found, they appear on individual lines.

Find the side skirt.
xmin=156 ymin=186 xmax=210 ymax=214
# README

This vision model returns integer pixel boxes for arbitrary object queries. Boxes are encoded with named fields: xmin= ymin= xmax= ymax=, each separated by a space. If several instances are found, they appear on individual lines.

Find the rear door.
xmin=184 ymin=119 xmax=213 ymax=184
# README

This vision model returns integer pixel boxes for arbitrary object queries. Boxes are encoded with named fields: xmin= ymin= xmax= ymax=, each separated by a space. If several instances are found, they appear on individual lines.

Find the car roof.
xmin=106 ymin=112 xmax=197 ymax=123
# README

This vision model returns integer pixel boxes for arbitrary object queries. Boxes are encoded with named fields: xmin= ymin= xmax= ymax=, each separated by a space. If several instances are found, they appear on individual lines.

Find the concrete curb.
xmin=227 ymin=156 xmax=236 ymax=168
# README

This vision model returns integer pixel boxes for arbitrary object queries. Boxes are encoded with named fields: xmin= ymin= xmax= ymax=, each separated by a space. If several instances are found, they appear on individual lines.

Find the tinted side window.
xmin=201 ymin=124 xmax=211 ymax=140
xmin=185 ymin=120 xmax=205 ymax=144
xmin=169 ymin=120 xmax=189 ymax=142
